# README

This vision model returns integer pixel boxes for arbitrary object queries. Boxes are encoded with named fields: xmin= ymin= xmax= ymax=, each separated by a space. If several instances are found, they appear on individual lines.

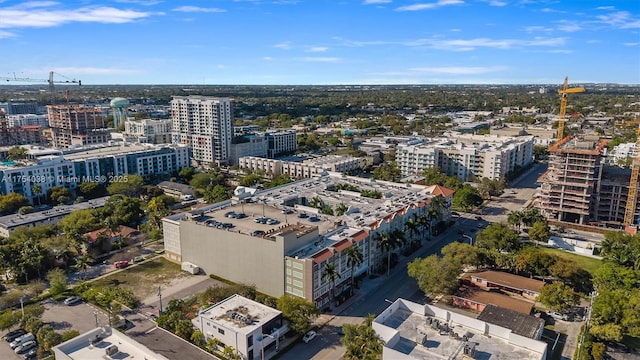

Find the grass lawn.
xmin=537 ymin=247 xmax=603 ymax=275
xmin=92 ymin=257 xmax=187 ymax=302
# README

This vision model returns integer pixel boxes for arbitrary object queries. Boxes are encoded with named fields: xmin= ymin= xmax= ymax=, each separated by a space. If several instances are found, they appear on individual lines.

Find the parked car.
xmin=133 ymin=255 xmax=145 ymax=263
xmin=266 ymin=218 xmax=279 ymax=225
xmin=235 ymin=213 xmax=247 ymax=219
xmin=298 ymin=213 xmax=308 ymax=218
xmin=337 ymin=326 xmax=344 ymax=336
xmin=15 ymin=340 xmax=37 ymax=354
xmin=64 ymin=296 xmax=82 ymax=306
xmin=10 ymin=333 xmax=34 ymax=349
xmin=302 ymin=330 xmax=317 ymax=343
xmin=114 ymin=261 xmax=129 ymax=269
xmin=22 ymin=347 xmax=38 ymax=359
xmin=309 ymin=216 xmax=320 ymax=222
xmin=4 ymin=329 xmax=26 ymax=342
xmin=252 ymin=230 xmax=265 ymax=236
xmin=154 ymin=249 xmax=165 ymax=255
xmin=548 ymin=311 xmax=569 ymax=321
xmin=282 ymin=208 xmax=293 ymax=214
xmin=255 ymin=217 xmax=268 ymax=224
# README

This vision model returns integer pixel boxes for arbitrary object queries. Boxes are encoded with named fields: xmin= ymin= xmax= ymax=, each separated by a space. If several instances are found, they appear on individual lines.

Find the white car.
xmin=548 ymin=311 xmax=569 ymax=321
xmin=302 ymin=330 xmax=317 ymax=343
xmin=64 ymin=296 xmax=82 ymax=306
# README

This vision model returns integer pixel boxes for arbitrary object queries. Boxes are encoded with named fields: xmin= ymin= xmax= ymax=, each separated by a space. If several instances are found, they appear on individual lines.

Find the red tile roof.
xmin=312 ymin=248 xmax=334 ymax=264
xmin=350 ymin=230 xmax=368 ymax=243
xmin=333 ymin=239 xmax=352 ymax=252
xmin=471 ymin=271 xmax=546 ymax=293
xmin=430 ymin=185 xmax=455 ymax=197
xmin=455 ymin=286 xmax=533 ymax=314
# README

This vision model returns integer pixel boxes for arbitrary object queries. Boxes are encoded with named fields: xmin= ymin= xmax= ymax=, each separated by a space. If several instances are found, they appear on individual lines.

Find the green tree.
xmin=239 ymin=173 xmax=261 ymax=187
xmin=341 ymin=314 xmax=383 ymax=360
xmin=476 ymin=223 xmax=521 ymax=252
xmin=190 ymin=330 xmax=205 ymax=347
xmin=178 ymin=167 xmax=197 ymax=182
xmin=593 ymin=263 xmax=639 ymax=291
xmin=205 ymin=184 xmax=229 ymax=203
xmin=46 ymin=268 xmax=68 ymax=296
xmin=77 ymin=182 xmax=106 ymax=199
xmin=7 ymin=146 xmax=27 ymax=160
xmin=440 ymin=242 xmax=479 ymax=268
xmin=47 ymin=186 xmax=71 ymax=205
xmin=537 ymin=282 xmax=579 ymax=312
xmin=408 ymin=254 xmax=460 ymax=296
xmin=322 ymin=263 xmax=339 ymax=305
xmin=344 ymin=245 xmax=363 ymax=293
xmin=477 ymin=177 xmax=505 ymax=200
xmin=372 ymin=162 xmax=401 ymax=182
xmin=452 ymin=185 xmax=482 ymax=211
xmin=375 ymin=231 xmax=400 ymax=276
xmin=0 ymin=192 xmax=29 ymax=215
xmin=276 ymin=295 xmax=319 ymax=334
xmin=507 ymin=210 xmax=523 ymax=230
xmin=0 ymin=310 xmax=21 ymax=331
xmin=107 ymin=174 xmax=144 ymax=197
xmin=336 ymin=203 xmax=348 ymax=216
xmin=31 ymin=184 xmax=43 ymax=206
xmin=147 ymin=196 xmax=171 ymax=230
xmin=528 ymin=221 xmax=550 ymax=244
xmin=62 ymin=329 xmax=80 ymax=342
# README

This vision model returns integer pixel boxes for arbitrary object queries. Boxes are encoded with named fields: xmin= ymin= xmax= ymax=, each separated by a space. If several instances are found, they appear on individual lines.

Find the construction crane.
xmin=621 ymin=120 xmax=640 ymax=231
xmin=0 ymin=71 xmax=81 ymax=105
xmin=556 ymin=76 xmax=585 ymax=141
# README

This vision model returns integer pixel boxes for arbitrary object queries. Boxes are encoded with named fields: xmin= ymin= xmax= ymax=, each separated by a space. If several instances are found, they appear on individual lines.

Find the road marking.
xmin=145 ymin=327 xmax=158 ymax=334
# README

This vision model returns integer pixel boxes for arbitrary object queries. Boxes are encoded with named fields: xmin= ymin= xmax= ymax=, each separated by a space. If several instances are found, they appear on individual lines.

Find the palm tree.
xmin=416 ymin=213 xmax=430 ymax=240
xmin=31 ymin=184 xmax=42 ymax=207
xmin=336 ymin=203 xmax=348 ymax=216
xmin=391 ymin=228 xmax=406 ymax=254
xmin=206 ymin=338 xmax=221 ymax=353
xmin=322 ymin=262 xmax=340 ymax=306
xmin=309 ymin=196 xmax=324 ymax=209
xmin=507 ymin=210 xmax=523 ymax=230
xmin=376 ymin=231 xmax=399 ymax=276
xmin=344 ymin=245 xmax=363 ymax=294
xmin=75 ymin=255 xmax=90 ymax=279
xmin=405 ymin=216 xmax=420 ymax=243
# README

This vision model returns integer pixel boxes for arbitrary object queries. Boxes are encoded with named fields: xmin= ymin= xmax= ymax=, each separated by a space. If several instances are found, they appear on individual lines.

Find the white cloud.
xmin=0 ymin=3 xmax=159 ymax=29
xmin=263 ymin=56 xmax=273 ymax=60
xmin=0 ymin=29 xmax=16 ymax=38
xmin=485 ymin=0 xmax=507 ymax=7
xmin=334 ymin=35 xmax=565 ymax=50
xmin=595 ymin=6 xmax=615 ymax=11
xmin=596 ymin=11 xmax=640 ymax=29
xmin=395 ymin=0 xmax=463 ymax=12
xmin=172 ymin=6 xmax=226 ymax=13
xmin=217 ymin=64 xmax=225 ymax=69
xmin=363 ymin=0 xmax=392 ymax=4
xmin=299 ymin=57 xmax=341 ymax=62
xmin=523 ymin=25 xmax=553 ymax=33
xmin=624 ymin=42 xmax=640 ymax=47
xmin=407 ymin=66 xmax=507 ymax=74
xmin=556 ymin=20 xmax=581 ymax=32
xmin=115 ymin=0 xmax=162 ymax=5
xmin=274 ymin=42 xmax=292 ymax=49
xmin=306 ymin=46 xmax=328 ymax=52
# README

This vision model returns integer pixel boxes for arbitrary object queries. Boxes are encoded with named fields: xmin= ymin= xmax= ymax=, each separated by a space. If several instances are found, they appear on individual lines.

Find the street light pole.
xmin=93 ymin=310 xmax=99 ymax=328
xmin=19 ymin=296 xmax=24 ymax=319
xmin=157 ymin=286 xmax=163 ymax=316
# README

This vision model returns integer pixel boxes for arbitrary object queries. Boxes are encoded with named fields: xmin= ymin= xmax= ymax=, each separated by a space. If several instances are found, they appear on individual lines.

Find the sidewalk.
xmin=313 ymin=230 xmax=451 ymax=327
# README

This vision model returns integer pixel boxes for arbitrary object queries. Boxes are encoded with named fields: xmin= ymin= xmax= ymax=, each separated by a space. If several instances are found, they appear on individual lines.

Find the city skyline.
xmin=1 ymin=0 xmax=639 ymax=85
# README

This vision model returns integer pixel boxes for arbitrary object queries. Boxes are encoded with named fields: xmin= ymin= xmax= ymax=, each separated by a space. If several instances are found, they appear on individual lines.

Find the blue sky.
xmin=1 ymin=0 xmax=639 ymax=85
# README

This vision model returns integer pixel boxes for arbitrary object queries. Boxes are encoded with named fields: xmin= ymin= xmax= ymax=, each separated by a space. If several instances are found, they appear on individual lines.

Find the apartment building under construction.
xmin=47 ymin=104 xmax=110 ymax=148
xmin=536 ymin=135 xmax=606 ymax=225
xmin=536 ymin=135 xmax=640 ymax=228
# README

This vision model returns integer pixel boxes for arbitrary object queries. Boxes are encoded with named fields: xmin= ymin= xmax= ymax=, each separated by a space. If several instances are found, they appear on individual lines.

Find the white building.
xmin=238 ymin=155 xmax=370 ymax=179
xmin=396 ymin=133 xmax=534 ymax=181
xmin=192 ymin=294 xmax=287 ymax=360
xmin=52 ymin=326 xmax=169 ymax=360
xmin=171 ymin=96 xmax=234 ymax=166
xmin=609 ymin=142 xmax=635 ymax=165
xmin=124 ymin=118 xmax=172 ymax=144
xmin=0 ymin=155 xmax=77 ymax=201
xmin=265 ymin=130 xmax=297 ymax=158
xmin=6 ymin=114 xmax=49 ymax=128
xmin=373 ymin=298 xmax=547 ymax=360
xmin=229 ymin=134 xmax=268 ymax=165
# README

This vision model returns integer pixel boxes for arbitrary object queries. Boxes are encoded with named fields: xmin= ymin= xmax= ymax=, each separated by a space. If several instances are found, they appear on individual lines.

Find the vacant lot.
xmin=538 ymin=247 xmax=603 ymax=275
xmin=92 ymin=258 xmax=188 ymax=302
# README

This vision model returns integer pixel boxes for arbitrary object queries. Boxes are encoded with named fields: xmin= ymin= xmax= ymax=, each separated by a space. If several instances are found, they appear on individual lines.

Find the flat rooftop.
xmin=53 ymin=326 xmax=168 ymax=360
xmin=63 ymin=143 xmax=177 ymax=160
xmin=198 ymin=294 xmax=281 ymax=335
xmin=0 ymin=197 xmax=109 ymax=229
xmin=382 ymin=308 xmax=543 ymax=360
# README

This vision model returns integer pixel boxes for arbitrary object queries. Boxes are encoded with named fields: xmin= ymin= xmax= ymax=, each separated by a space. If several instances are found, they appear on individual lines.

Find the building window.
xmin=248 ymin=335 xmax=253 ymax=347
xmin=218 ymin=328 xmax=225 ymax=335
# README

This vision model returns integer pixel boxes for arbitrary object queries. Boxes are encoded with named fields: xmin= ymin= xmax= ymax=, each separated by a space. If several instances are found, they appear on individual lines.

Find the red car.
xmin=114 ymin=261 xmax=129 ymax=269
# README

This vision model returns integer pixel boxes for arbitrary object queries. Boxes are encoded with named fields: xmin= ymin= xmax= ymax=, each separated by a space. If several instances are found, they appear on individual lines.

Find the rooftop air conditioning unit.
xmin=106 ymin=345 xmax=119 ymax=356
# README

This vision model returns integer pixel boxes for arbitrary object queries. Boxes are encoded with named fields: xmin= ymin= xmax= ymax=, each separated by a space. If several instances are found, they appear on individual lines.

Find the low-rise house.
xmin=469 ymin=270 xmax=546 ymax=300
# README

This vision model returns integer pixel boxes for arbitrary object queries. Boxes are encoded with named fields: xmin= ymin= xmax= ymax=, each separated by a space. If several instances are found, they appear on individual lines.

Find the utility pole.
xmin=157 ymin=286 xmax=163 ymax=316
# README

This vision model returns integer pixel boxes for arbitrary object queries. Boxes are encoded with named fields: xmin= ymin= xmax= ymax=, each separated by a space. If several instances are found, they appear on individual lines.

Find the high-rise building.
xmin=535 ymin=135 xmax=606 ymax=224
xmin=171 ymin=96 xmax=234 ymax=166
xmin=47 ymin=104 xmax=109 ymax=148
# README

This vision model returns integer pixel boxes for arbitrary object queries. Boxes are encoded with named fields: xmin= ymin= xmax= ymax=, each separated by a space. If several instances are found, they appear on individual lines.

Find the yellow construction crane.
xmin=0 ymin=71 xmax=81 ymax=104
xmin=556 ymin=76 xmax=585 ymax=141
xmin=622 ymin=120 xmax=640 ymax=228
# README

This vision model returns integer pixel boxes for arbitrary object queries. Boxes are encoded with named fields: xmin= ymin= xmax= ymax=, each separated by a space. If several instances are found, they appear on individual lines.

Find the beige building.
xmin=192 ymin=294 xmax=287 ymax=360
xmin=162 ymin=173 xmax=451 ymax=307
xmin=124 ymin=118 xmax=172 ymax=144
xmin=47 ymin=104 xmax=109 ymax=148
xmin=238 ymin=154 xmax=370 ymax=179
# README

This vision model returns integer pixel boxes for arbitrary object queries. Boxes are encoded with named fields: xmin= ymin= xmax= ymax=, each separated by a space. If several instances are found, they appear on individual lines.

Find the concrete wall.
xmin=180 ymin=221 xmax=285 ymax=298
xmin=548 ymin=236 xmax=597 ymax=256
xmin=486 ymin=322 xmax=512 ymax=339
xmin=510 ymin=332 xmax=548 ymax=355
xmin=449 ymin=311 xmax=487 ymax=334
xmin=162 ymin=219 xmax=182 ymax=263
